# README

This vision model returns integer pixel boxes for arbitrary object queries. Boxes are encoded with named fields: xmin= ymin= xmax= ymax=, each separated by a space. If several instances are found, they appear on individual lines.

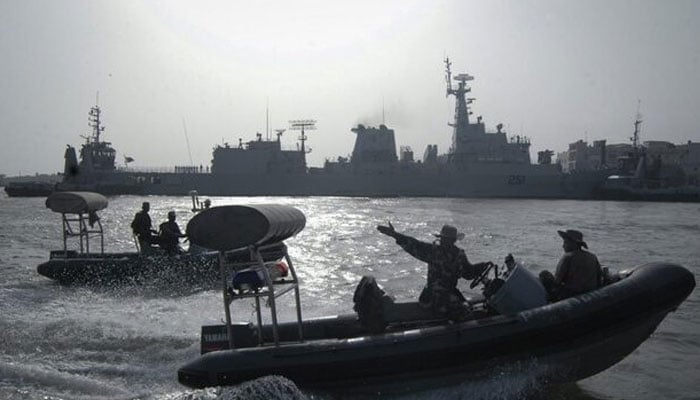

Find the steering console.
xmin=470 ymin=262 xmax=500 ymax=289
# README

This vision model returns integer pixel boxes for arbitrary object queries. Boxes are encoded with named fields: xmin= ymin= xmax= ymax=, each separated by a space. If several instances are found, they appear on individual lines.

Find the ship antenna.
xmin=289 ymin=119 xmax=316 ymax=154
xmin=444 ymin=57 xmax=453 ymax=96
xmin=88 ymin=102 xmax=103 ymax=143
xmin=631 ymin=100 xmax=642 ymax=150
xmin=182 ymin=117 xmax=194 ymax=166
xmin=382 ymin=96 xmax=385 ymax=125
xmin=266 ymin=97 xmax=270 ymax=141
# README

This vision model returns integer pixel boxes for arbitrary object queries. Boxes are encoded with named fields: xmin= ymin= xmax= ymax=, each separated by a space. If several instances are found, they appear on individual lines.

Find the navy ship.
xmin=597 ymin=114 xmax=700 ymax=202
xmin=54 ymin=59 xmax=609 ymax=199
xmin=58 ymin=105 xmax=213 ymax=195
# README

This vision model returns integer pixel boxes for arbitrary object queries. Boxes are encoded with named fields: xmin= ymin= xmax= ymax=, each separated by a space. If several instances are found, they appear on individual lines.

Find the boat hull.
xmin=177 ymin=262 xmax=695 ymax=393
xmin=37 ymin=244 xmax=287 ymax=286
xmin=4 ymin=181 xmax=55 ymax=197
xmin=37 ymin=251 xmax=219 ymax=286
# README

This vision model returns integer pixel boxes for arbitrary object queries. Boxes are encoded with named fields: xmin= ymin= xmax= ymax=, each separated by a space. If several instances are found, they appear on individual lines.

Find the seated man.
xmin=158 ymin=211 xmax=187 ymax=255
xmin=377 ymin=222 xmax=491 ymax=322
xmin=540 ymin=229 xmax=602 ymax=301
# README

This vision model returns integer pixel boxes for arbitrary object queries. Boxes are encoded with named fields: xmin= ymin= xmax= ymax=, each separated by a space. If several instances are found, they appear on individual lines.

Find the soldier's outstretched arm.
xmin=377 ymin=222 xmax=434 ymax=262
xmin=377 ymin=221 xmax=397 ymax=237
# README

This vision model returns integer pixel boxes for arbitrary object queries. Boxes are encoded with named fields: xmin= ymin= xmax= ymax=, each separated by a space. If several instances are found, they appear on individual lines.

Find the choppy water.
xmin=0 ymin=192 xmax=698 ymax=400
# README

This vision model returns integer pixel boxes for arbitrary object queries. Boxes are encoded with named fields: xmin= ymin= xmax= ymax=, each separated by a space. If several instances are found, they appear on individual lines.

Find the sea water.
xmin=0 ymin=193 xmax=698 ymax=400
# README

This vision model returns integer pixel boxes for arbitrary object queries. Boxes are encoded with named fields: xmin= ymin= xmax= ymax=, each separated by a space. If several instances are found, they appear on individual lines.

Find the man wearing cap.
xmin=131 ymin=202 xmax=158 ymax=253
xmin=158 ymin=211 xmax=187 ymax=255
xmin=377 ymin=222 xmax=491 ymax=321
xmin=540 ymin=229 xmax=602 ymax=300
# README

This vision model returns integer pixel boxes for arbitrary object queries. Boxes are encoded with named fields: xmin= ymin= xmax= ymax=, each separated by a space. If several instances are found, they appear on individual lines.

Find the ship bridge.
xmin=211 ymin=136 xmax=306 ymax=175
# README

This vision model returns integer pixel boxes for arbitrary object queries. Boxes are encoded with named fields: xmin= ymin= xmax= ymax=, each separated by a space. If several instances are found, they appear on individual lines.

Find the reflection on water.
xmin=0 ymin=194 xmax=697 ymax=400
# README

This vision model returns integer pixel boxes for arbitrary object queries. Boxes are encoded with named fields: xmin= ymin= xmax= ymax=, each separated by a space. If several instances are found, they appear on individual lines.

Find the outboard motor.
xmin=353 ymin=276 xmax=393 ymax=333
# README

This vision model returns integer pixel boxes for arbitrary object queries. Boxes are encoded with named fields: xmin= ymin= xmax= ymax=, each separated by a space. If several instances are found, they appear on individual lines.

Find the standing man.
xmin=158 ymin=211 xmax=187 ymax=255
xmin=540 ymin=229 xmax=602 ymax=301
xmin=131 ymin=202 xmax=157 ymax=253
xmin=377 ymin=222 xmax=491 ymax=321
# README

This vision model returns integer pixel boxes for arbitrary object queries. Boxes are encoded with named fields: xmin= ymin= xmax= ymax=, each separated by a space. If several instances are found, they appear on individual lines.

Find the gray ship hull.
xmin=205 ymin=165 xmax=605 ymax=199
xmin=57 ymin=165 xmax=605 ymax=199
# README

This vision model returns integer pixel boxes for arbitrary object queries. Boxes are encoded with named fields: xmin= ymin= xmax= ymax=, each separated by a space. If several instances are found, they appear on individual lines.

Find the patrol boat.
xmin=177 ymin=205 xmax=695 ymax=394
xmin=36 ymin=191 xmax=282 ymax=286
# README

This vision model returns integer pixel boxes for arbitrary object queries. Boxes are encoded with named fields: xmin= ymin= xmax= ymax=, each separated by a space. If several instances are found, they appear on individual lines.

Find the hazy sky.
xmin=1 ymin=0 xmax=699 ymax=175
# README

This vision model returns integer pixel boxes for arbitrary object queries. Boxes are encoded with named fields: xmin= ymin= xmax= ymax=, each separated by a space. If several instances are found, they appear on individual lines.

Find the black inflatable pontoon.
xmin=177 ymin=208 xmax=696 ymax=394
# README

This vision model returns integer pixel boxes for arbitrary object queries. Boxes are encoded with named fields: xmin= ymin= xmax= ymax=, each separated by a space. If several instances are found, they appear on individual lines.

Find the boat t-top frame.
xmin=185 ymin=204 xmax=307 ymax=348
xmin=217 ymin=242 xmax=303 ymax=348
xmin=45 ymin=191 xmax=109 ymax=256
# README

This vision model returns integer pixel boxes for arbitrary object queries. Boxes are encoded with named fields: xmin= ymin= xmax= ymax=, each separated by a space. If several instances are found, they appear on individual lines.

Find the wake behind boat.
xmin=36 ymin=192 xmax=284 ymax=286
xmin=177 ymin=205 xmax=695 ymax=394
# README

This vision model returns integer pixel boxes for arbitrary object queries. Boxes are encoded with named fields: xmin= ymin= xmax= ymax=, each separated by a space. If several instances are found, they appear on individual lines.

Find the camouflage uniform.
xmin=393 ymin=232 xmax=486 ymax=321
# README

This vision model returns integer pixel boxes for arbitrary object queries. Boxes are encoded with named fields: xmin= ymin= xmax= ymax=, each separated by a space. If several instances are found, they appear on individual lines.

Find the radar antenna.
xmin=274 ymin=128 xmax=286 ymax=142
xmin=289 ymin=119 xmax=316 ymax=154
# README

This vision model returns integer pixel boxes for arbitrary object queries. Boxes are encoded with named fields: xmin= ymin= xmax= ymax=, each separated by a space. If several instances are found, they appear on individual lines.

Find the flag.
xmin=124 ymin=156 xmax=135 ymax=163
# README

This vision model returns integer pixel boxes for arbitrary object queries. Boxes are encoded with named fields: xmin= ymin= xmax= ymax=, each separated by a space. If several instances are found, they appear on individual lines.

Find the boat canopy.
xmin=45 ymin=191 xmax=108 ymax=214
xmin=186 ymin=204 xmax=306 ymax=251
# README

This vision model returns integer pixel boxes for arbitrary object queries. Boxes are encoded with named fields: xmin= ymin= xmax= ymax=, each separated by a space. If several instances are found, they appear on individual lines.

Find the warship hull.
xmin=63 ymin=164 xmax=605 ymax=199
xmin=55 ymin=168 xmax=605 ymax=199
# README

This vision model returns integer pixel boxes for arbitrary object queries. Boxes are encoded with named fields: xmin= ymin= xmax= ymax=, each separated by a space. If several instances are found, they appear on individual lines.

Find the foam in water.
xmin=390 ymin=360 xmax=550 ymax=400
xmin=0 ymin=360 xmax=134 ymax=399
xmin=154 ymin=376 xmax=309 ymax=400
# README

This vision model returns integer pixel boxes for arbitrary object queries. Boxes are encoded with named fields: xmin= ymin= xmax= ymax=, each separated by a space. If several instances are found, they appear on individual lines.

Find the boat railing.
xmin=59 ymin=212 xmax=104 ymax=256
xmin=217 ymin=242 xmax=303 ymax=348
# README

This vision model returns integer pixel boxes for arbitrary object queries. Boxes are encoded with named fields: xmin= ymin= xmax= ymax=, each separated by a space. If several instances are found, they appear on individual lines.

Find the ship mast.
xmin=445 ymin=57 xmax=474 ymax=135
xmin=289 ymin=119 xmax=316 ymax=154
xmin=88 ymin=105 xmax=105 ymax=144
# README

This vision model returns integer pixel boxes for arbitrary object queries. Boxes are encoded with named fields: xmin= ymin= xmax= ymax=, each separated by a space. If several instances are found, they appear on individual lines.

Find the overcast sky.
xmin=1 ymin=0 xmax=699 ymax=176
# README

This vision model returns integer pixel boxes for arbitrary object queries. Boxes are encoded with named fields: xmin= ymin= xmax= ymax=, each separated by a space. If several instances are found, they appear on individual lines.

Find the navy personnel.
xmin=158 ymin=211 xmax=187 ymax=255
xmin=540 ymin=229 xmax=602 ymax=301
xmin=377 ymin=222 xmax=491 ymax=321
xmin=131 ymin=202 xmax=158 ymax=253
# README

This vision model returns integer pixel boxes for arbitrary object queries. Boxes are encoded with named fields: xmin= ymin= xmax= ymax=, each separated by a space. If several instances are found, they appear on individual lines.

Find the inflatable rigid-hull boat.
xmin=178 ymin=262 xmax=695 ymax=393
xmin=38 ymin=201 xmax=302 ymax=286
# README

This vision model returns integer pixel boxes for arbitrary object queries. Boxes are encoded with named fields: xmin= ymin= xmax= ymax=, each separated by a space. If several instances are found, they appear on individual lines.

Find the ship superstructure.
xmin=64 ymin=105 xmax=117 ymax=181
xmin=211 ymin=133 xmax=306 ymax=175
xmin=444 ymin=57 xmax=531 ymax=165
